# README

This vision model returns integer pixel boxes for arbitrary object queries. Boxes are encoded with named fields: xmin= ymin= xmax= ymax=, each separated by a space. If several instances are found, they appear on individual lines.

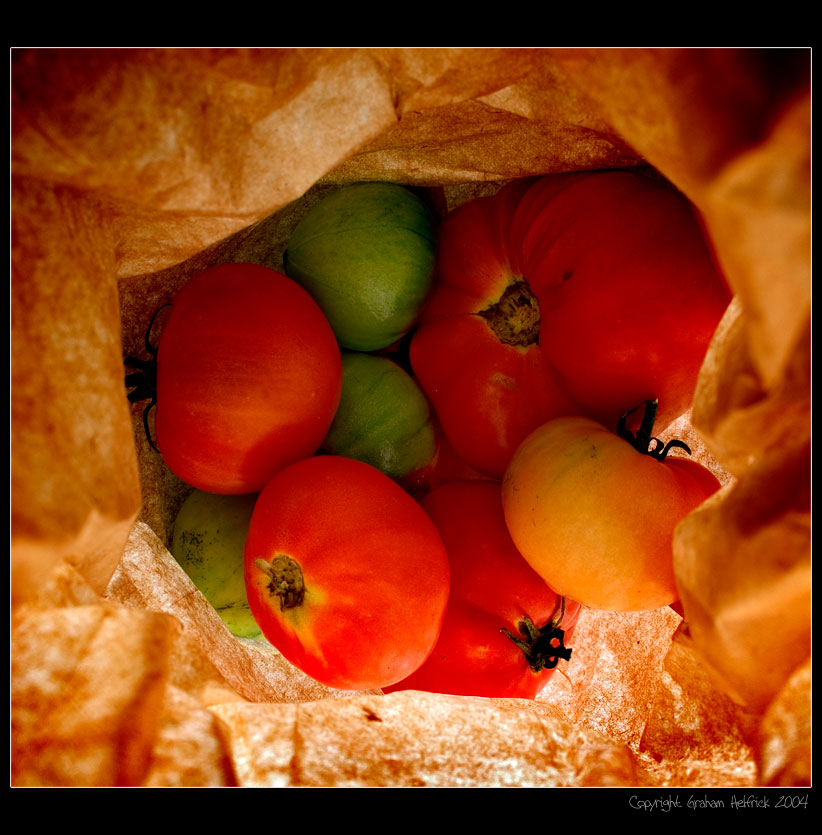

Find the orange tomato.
xmin=501 ymin=408 xmax=720 ymax=611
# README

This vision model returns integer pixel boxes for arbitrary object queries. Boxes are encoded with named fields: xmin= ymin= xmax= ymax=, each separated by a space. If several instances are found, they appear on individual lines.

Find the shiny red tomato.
xmin=244 ymin=455 xmax=451 ymax=690
xmin=410 ymin=170 xmax=731 ymax=478
xmin=384 ymin=480 xmax=580 ymax=699
xmin=153 ymin=263 xmax=342 ymax=494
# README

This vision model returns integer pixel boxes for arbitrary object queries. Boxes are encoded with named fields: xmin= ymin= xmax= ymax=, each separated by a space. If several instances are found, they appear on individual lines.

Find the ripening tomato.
xmin=384 ymin=480 xmax=580 ymax=699
xmin=244 ymin=455 xmax=450 ymax=690
xmin=501 ymin=402 xmax=721 ymax=612
xmin=410 ymin=170 xmax=731 ymax=478
xmin=152 ymin=263 xmax=342 ymax=494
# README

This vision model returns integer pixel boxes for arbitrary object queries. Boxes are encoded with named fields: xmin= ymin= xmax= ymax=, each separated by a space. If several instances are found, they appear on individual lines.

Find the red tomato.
xmin=244 ymin=455 xmax=451 ymax=690
xmin=153 ymin=263 xmax=342 ymax=494
xmin=383 ymin=480 xmax=581 ymax=699
xmin=401 ymin=416 xmax=493 ymax=499
xmin=501 ymin=402 xmax=721 ymax=612
xmin=410 ymin=170 xmax=731 ymax=478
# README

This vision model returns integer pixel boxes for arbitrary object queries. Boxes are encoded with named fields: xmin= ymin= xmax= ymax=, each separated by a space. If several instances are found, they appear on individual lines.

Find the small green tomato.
xmin=323 ymin=351 xmax=437 ymax=487
xmin=171 ymin=490 xmax=262 ymax=639
xmin=284 ymin=182 xmax=437 ymax=351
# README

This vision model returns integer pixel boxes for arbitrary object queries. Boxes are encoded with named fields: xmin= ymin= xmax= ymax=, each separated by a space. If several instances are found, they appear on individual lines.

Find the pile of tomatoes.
xmin=127 ymin=172 xmax=731 ymax=698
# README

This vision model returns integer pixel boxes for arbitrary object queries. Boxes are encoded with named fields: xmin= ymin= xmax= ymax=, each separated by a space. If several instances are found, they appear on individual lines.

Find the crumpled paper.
xmin=11 ymin=47 xmax=810 ymax=787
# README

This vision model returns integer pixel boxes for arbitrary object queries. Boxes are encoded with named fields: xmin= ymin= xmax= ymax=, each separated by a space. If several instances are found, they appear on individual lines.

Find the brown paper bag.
xmin=11 ymin=47 xmax=810 ymax=788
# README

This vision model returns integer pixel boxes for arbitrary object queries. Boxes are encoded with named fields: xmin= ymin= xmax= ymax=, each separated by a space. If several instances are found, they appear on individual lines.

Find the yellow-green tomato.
xmin=322 ymin=352 xmax=437 ymax=488
xmin=284 ymin=182 xmax=437 ymax=351
xmin=171 ymin=490 xmax=262 ymax=639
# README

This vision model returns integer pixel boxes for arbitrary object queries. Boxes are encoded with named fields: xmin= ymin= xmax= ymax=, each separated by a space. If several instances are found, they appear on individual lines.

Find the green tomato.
xmin=323 ymin=352 xmax=437 ymax=486
xmin=170 ymin=490 xmax=262 ymax=639
xmin=284 ymin=182 xmax=437 ymax=352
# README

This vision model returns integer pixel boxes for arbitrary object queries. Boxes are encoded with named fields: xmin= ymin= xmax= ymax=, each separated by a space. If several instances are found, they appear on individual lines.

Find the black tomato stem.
xmin=123 ymin=303 xmax=171 ymax=453
xmin=616 ymin=399 xmax=692 ymax=461
xmin=502 ymin=596 xmax=573 ymax=673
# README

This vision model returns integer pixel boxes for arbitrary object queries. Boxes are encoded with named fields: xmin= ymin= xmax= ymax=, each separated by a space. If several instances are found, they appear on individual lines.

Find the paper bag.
xmin=11 ymin=47 xmax=810 ymax=788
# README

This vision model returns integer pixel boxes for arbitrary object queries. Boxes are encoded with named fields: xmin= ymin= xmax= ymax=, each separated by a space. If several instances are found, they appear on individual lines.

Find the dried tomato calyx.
xmin=124 ymin=303 xmax=171 ymax=453
xmin=255 ymin=555 xmax=305 ymax=610
xmin=617 ymin=399 xmax=692 ymax=461
xmin=501 ymin=600 xmax=573 ymax=673
xmin=477 ymin=279 xmax=540 ymax=347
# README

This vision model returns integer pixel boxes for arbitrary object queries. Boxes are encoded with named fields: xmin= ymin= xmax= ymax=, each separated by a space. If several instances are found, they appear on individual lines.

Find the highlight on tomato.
xmin=126 ymin=263 xmax=342 ymax=494
xmin=244 ymin=455 xmax=451 ymax=691
xmin=409 ymin=170 xmax=731 ymax=479
xmin=384 ymin=480 xmax=580 ymax=699
xmin=501 ymin=400 xmax=722 ymax=612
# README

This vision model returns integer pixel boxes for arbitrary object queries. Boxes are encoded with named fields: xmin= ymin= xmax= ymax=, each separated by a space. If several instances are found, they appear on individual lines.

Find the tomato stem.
xmin=616 ymin=399 xmax=692 ymax=461
xmin=501 ymin=596 xmax=572 ymax=673
xmin=477 ymin=279 xmax=540 ymax=347
xmin=254 ymin=555 xmax=306 ymax=610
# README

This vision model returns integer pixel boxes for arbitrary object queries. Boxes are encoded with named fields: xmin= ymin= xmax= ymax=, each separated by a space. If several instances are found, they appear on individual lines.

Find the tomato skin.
xmin=243 ymin=455 xmax=450 ymax=690
xmin=422 ymin=417 xmax=494 ymax=493
xmin=321 ymin=351 xmax=437 ymax=487
xmin=524 ymin=174 xmax=728 ymax=428
xmin=154 ymin=263 xmax=342 ymax=494
xmin=410 ymin=171 xmax=730 ymax=478
xmin=501 ymin=416 xmax=721 ymax=612
xmin=384 ymin=480 xmax=580 ymax=699
xmin=410 ymin=313 xmax=579 ymax=480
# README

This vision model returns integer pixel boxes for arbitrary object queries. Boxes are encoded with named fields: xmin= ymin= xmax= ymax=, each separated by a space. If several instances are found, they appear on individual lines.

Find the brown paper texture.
xmin=11 ymin=47 xmax=810 ymax=788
